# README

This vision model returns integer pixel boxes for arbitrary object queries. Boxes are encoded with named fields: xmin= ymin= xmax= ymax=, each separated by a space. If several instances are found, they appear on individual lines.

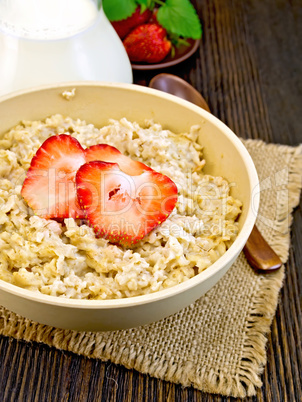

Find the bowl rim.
xmin=0 ymin=81 xmax=260 ymax=309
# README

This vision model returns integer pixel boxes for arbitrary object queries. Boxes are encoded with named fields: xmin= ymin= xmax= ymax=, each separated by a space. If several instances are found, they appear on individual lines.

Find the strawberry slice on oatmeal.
xmin=76 ymin=161 xmax=178 ymax=247
xmin=21 ymin=134 xmax=178 ymax=247
xmin=21 ymin=134 xmax=86 ymax=219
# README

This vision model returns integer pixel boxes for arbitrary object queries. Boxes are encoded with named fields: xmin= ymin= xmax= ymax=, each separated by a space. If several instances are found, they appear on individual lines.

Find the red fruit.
xmin=111 ymin=6 xmax=152 ymax=40
xmin=76 ymin=161 xmax=178 ymax=247
xmin=123 ymin=24 xmax=172 ymax=63
xmin=85 ymin=144 xmax=152 ymax=176
xmin=21 ymin=134 xmax=86 ymax=219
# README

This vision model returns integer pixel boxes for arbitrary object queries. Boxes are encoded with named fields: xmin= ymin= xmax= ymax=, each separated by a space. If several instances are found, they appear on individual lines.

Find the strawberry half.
xmin=21 ymin=134 xmax=86 ymax=219
xmin=111 ymin=6 xmax=152 ymax=40
xmin=76 ymin=161 xmax=178 ymax=247
xmin=123 ymin=24 xmax=172 ymax=63
xmin=85 ymin=144 xmax=152 ymax=176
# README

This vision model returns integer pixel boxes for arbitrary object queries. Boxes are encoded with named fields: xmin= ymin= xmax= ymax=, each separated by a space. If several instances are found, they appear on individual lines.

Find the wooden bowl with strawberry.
xmin=0 ymin=82 xmax=259 ymax=331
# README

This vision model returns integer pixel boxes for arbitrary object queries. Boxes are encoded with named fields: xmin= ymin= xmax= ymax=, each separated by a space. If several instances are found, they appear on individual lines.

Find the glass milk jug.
xmin=0 ymin=0 xmax=133 ymax=96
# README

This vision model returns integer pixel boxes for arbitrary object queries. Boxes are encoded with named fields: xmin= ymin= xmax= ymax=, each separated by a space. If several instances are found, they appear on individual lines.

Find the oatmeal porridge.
xmin=0 ymin=115 xmax=242 ymax=299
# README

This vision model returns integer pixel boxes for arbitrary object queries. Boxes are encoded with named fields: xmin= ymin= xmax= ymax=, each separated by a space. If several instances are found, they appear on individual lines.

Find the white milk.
xmin=0 ymin=0 xmax=132 ymax=95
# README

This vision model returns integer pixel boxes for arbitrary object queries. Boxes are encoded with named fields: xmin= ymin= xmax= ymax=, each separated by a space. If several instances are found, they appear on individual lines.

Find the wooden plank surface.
xmin=0 ymin=0 xmax=301 ymax=400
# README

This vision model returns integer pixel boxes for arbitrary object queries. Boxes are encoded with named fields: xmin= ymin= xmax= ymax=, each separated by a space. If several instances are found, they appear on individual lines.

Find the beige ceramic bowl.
xmin=0 ymin=83 xmax=259 ymax=331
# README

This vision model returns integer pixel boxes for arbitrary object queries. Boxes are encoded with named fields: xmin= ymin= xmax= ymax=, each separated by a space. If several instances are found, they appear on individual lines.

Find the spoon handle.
xmin=149 ymin=73 xmax=283 ymax=273
xmin=243 ymin=225 xmax=282 ymax=271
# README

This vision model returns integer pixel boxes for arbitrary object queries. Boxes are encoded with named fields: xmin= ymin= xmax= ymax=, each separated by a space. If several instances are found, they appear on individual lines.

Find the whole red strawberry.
xmin=111 ymin=6 xmax=152 ymax=40
xmin=123 ymin=24 xmax=172 ymax=63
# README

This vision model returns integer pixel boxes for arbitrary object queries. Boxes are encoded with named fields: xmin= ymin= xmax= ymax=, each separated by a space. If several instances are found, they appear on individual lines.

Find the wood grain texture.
xmin=0 ymin=0 xmax=301 ymax=401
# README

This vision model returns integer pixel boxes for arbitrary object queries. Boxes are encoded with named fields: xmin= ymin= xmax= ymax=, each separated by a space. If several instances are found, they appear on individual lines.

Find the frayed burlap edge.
xmin=0 ymin=141 xmax=301 ymax=398
xmin=224 ymin=140 xmax=302 ymax=397
xmin=222 ymin=140 xmax=302 ymax=397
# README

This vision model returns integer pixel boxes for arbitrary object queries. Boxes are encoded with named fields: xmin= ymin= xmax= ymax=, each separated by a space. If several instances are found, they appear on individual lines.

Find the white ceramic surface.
xmin=0 ymin=83 xmax=259 ymax=331
xmin=0 ymin=3 xmax=133 ymax=95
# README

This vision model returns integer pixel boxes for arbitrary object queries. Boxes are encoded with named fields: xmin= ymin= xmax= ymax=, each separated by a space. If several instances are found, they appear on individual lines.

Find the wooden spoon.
xmin=149 ymin=73 xmax=282 ymax=272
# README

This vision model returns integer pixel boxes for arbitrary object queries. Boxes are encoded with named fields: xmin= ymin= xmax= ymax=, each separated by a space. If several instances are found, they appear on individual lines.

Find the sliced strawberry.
xmin=85 ymin=144 xmax=152 ymax=176
xmin=76 ymin=161 xmax=178 ymax=247
xmin=111 ymin=6 xmax=152 ymax=39
xmin=21 ymin=134 xmax=86 ymax=219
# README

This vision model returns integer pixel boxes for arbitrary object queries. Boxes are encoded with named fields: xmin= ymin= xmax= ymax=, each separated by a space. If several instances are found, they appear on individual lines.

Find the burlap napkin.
xmin=0 ymin=140 xmax=301 ymax=398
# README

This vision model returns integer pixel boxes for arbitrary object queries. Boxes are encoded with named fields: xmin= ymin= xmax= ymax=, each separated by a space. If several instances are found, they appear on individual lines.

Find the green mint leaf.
xmin=103 ymin=0 xmax=137 ymax=21
xmin=157 ymin=0 xmax=202 ymax=39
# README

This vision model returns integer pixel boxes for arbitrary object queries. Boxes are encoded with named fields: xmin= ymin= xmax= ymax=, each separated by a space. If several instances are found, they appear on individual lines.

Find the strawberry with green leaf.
xmin=103 ymin=0 xmax=202 ymax=63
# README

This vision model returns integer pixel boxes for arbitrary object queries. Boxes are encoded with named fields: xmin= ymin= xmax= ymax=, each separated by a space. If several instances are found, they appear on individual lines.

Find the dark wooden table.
xmin=0 ymin=0 xmax=301 ymax=400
